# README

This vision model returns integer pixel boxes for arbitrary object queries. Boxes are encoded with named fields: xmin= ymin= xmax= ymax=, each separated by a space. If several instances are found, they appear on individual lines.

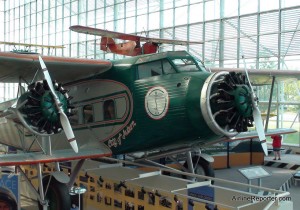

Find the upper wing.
xmin=0 ymin=148 xmax=112 ymax=166
xmin=0 ymin=52 xmax=112 ymax=83
xmin=70 ymin=25 xmax=141 ymax=41
xmin=210 ymin=67 xmax=300 ymax=85
xmin=70 ymin=25 xmax=203 ymax=45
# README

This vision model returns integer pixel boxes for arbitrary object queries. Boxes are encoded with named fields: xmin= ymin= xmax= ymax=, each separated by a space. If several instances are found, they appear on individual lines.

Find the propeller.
xmin=38 ymin=56 xmax=78 ymax=153
xmin=241 ymin=55 xmax=268 ymax=156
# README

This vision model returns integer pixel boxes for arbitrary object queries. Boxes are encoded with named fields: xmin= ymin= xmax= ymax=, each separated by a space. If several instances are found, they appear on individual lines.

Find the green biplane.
xmin=0 ymin=48 xmax=298 ymax=209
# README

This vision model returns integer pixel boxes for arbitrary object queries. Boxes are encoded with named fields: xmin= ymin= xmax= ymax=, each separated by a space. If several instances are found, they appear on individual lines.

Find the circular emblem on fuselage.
xmin=145 ymin=86 xmax=169 ymax=120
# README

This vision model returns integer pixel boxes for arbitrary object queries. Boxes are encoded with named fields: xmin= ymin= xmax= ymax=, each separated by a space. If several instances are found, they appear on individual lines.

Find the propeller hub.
xmin=41 ymin=90 xmax=68 ymax=123
xmin=231 ymin=85 xmax=252 ymax=118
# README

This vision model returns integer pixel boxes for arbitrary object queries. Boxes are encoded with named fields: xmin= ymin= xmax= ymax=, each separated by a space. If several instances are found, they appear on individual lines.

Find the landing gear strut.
xmin=184 ymin=152 xmax=215 ymax=181
xmin=38 ymin=175 xmax=71 ymax=210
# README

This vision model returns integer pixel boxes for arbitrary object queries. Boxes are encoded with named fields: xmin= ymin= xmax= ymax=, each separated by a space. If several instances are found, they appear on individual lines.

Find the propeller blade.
xmin=60 ymin=111 xmax=78 ymax=153
xmin=38 ymin=56 xmax=78 ymax=153
xmin=241 ymin=55 xmax=255 ymax=94
xmin=253 ymin=106 xmax=268 ymax=156
xmin=241 ymin=53 xmax=268 ymax=156
xmin=38 ymin=56 xmax=57 ymax=97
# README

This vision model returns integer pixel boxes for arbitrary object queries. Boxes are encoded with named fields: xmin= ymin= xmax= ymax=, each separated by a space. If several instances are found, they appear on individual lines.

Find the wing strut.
xmin=265 ymin=76 xmax=276 ymax=132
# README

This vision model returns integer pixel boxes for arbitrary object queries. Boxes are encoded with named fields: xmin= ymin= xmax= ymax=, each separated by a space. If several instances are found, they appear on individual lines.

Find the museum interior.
xmin=0 ymin=0 xmax=300 ymax=210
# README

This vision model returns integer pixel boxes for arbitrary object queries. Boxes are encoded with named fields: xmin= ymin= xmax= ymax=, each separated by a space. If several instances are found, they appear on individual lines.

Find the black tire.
xmin=38 ymin=175 xmax=71 ymax=210
xmin=183 ymin=156 xmax=215 ymax=182
xmin=0 ymin=186 xmax=18 ymax=210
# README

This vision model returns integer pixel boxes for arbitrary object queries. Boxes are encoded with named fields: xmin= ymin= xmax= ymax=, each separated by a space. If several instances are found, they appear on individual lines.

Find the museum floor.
xmin=20 ymin=153 xmax=300 ymax=210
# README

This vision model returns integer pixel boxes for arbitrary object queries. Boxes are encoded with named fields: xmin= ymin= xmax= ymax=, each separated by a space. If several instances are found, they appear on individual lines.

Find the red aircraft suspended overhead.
xmin=69 ymin=25 xmax=203 ymax=56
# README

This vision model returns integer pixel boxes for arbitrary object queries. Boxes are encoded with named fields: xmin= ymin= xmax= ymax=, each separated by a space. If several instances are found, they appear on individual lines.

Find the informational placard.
xmin=188 ymin=185 xmax=215 ymax=210
xmin=239 ymin=166 xmax=271 ymax=180
xmin=0 ymin=173 xmax=20 ymax=210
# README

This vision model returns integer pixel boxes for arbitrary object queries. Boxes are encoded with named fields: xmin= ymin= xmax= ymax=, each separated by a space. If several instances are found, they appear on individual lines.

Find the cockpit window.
xmin=172 ymin=58 xmax=200 ymax=72
xmin=138 ymin=61 xmax=163 ymax=79
xmin=196 ymin=59 xmax=206 ymax=71
xmin=137 ymin=59 xmax=177 ymax=79
xmin=162 ymin=59 xmax=176 ymax=74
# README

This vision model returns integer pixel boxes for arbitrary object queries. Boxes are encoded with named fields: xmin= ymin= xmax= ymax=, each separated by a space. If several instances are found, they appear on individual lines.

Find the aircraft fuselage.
xmin=2 ymin=51 xmax=254 ymax=155
xmin=63 ymin=51 xmax=220 ymax=154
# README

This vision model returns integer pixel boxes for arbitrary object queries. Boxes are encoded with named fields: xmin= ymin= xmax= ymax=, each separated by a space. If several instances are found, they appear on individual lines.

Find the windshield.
xmin=172 ymin=58 xmax=200 ymax=72
xmin=195 ymin=58 xmax=207 ymax=72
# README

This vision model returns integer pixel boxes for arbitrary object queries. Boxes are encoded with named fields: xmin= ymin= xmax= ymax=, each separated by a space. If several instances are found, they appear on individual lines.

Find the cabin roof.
xmin=112 ymin=51 xmax=193 ymax=66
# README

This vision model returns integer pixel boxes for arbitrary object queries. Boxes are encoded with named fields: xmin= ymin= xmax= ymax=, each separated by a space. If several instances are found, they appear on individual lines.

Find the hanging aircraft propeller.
xmin=38 ymin=56 xmax=78 ymax=153
xmin=241 ymin=56 xmax=268 ymax=156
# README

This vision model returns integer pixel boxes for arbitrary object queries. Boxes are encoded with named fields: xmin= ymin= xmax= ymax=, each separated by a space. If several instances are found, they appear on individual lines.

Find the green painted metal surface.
xmin=231 ymin=85 xmax=252 ymax=118
xmin=90 ymin=51 xmax=222 ymax=154
xmin=41 ymin=91 xmax=68 ymax=123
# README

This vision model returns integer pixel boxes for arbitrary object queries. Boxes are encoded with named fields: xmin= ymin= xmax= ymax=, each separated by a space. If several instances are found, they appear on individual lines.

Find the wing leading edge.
xmin=70 ymin=25 xmax=203 ymax=45
xmin=0 ymin=52 xmax=112 ymax=83
xmin=0 ymin=148 xmax=112 ymax=166
xmin=210 ymin=68 xmax=300 ymax=85
xmin=229 ymin=128 xmax=297 ymax=142
xmin=203 ymin=128 xmax=297 ymax=147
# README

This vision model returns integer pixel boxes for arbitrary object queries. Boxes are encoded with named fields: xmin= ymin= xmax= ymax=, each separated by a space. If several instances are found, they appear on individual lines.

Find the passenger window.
xmin=83 ymin=104 xmax=93 ymax=123
xmin=115 ymin=97 xmax=126 ymax=119
xmin=104 ymin=99 xmax=115 ymax=120
xmin=162 ymin=60 xmax=176 ymax=74
xmin=69 ymin=107 xmax=80 ymax=125
xmin=93 ymin=102 xmax=104 ymax=122
xmin=138 ymin=61 xmax=163 ymax=79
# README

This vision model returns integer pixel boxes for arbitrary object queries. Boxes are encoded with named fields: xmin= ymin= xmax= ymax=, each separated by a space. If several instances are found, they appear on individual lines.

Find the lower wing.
xmin=0 ymin=147 xmax=112 ymax=166
xmin=229 ymin=128 xmax=296 ymax=142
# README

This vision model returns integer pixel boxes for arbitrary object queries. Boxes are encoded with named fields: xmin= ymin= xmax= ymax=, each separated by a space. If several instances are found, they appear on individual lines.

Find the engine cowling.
xmin=17 ymin=80 xmax=73 ymax=135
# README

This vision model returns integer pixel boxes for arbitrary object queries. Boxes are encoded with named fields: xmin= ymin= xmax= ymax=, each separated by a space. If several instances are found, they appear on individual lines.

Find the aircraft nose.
xmin=200 ymin=71 xmax=254 ymax=137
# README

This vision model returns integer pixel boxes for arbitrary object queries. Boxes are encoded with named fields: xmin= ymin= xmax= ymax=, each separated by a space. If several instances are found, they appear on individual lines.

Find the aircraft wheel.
xmin=183 ymin=156 xmax=215 ymax=182
xmin=38 ymin=175 xmax=71 ymax=210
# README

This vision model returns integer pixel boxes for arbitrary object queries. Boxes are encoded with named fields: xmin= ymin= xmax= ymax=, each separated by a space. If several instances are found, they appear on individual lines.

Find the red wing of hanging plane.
xmin=70 ymin=25 xmax=143 ymax=55
xmin=70 ymin=25 xmax=142 ymax=42
xmin=70 ymin=25 xmax=203 ymax=56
